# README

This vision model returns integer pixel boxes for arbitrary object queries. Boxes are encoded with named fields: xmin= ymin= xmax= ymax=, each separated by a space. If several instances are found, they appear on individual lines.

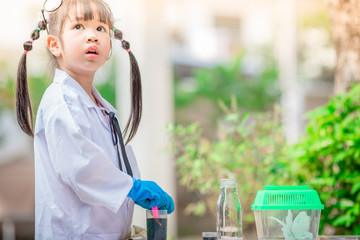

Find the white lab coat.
xmin=34 ymin=69 xmax=140 ymax=240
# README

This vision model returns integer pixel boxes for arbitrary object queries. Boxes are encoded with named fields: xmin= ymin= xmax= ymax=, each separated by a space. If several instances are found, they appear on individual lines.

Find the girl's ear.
xmin=47 ymin=35 xmax=62 ymax=57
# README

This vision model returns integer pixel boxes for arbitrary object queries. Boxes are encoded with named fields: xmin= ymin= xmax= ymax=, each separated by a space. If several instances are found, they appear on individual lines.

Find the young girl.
xmin=16 ymin=0 xmax=174 ymax=239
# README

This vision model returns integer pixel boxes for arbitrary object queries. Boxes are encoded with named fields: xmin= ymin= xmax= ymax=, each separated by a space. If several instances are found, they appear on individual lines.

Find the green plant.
xmin=0 ymin=76 xmax=15 ymax=110
xmin=0 ymin=62 xmax=16 ymax=110
xmin=289 ymin=83 xmax=360 ymax=234
xmin=174 ymin=53 xmax=280 ymax=112
xmin=95 ymin=60 xmax=118 ymax=107
xmin=168 ymin=101 xmax=290 ymax=231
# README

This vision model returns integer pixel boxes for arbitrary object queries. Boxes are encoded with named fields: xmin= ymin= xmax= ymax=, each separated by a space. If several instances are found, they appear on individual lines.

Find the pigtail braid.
xmin=114 ymin=28 xmax=142 ymax=144
xmin=16 ymin=20 xmax=46 ymax=137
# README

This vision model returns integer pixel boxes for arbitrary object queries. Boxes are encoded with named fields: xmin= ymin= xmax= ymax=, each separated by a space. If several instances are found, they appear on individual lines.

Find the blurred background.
xmin=1 ymin=0 xmax=360 ymax=239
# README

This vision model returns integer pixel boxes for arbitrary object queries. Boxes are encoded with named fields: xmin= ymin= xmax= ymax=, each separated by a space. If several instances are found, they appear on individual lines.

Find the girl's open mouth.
xmin=86 ymin=46 xmax=99 ymax=57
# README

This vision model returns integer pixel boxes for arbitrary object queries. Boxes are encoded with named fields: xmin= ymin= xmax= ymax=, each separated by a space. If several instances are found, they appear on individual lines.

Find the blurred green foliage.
xmin=300 ymin=9 xmax=332 ymax=34
xmin=170 ymin=84 xmax=360 ymax=234
xmin=95 ymin=60 xmax=117 ymax=107
xmin=0 ymin=78 xmax=15 ymax=110
xmin=29 ymin=74 xmax=52 ymax=114
xmin=168 ymin=100 xmax=290 ymax=232
xmin=174 ymin=54 xmax=280 ymax=113
xmin=288 ymin=83 xmax=360 ymax=234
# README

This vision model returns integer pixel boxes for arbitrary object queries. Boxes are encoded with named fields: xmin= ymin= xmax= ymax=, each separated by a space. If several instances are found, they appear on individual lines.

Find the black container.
xmin=147 ymin=218 xmax=167 ymax=240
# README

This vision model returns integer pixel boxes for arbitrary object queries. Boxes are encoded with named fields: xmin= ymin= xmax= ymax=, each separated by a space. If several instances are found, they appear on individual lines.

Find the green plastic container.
xmin=251 ymin=186 xmax=324 ymax=240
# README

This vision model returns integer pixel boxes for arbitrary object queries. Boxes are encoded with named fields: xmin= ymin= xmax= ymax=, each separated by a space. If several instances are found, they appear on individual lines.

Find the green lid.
xmin=251 ymin=185 xmax=324 ymax=210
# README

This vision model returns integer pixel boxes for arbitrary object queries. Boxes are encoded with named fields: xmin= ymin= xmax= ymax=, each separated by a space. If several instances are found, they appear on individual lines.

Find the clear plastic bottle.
xmin=216 ymin=179 xmax=243 ymax=240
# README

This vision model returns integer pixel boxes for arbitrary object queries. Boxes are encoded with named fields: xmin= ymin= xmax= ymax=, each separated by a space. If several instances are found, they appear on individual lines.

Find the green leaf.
xmin=340 ymin=199 xmax=355 ymax=208
xmin=310 ymin=137 xmax=334 ymax=151
xmin=351 ymin=181 xmax=360 ymax=195
xmin=333 ymin=150 xmax=351 ymax=163
xmin=184 ymin=201 xmax=207 ymax=216
xmin=332 ymin=214 xmax=352 ymax=227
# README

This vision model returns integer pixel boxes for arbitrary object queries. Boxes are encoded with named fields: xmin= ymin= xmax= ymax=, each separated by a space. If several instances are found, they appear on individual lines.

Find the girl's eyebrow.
xmin=74 ymin=17 xmax=86 ymax=22
xmin=66 ymin=16 xmax=83 ymax=23
xmin=67 ymin=15 xmax=89 ymax=22
xmin=68 ymin=16 xmax=106 ymax=24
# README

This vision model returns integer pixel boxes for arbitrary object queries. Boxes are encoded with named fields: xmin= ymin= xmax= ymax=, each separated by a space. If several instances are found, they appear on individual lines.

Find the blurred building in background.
xmin=0 ymin=0 xmax=335 ymax=239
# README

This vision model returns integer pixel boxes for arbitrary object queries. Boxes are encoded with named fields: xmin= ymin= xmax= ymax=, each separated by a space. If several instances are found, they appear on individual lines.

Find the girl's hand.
xmin=127 ymin=178 xmax=174 ymax=214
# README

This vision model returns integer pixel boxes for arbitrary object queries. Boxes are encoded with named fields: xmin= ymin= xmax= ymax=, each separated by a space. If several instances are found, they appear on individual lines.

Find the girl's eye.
xmin=75 ymin=24 xmax=83 ymax=30
xmin=97 ymin=26 xmax=105 ymax=32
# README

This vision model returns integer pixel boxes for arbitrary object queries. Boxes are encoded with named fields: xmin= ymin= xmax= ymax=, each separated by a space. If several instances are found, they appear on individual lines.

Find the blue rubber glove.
xmin=127 ymin=178 xmax=175 ymax=214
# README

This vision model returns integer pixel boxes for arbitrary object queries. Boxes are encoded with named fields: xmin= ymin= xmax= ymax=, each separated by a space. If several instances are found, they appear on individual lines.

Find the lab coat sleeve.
xmin=44 ymin=102 xmax=133 ymax=213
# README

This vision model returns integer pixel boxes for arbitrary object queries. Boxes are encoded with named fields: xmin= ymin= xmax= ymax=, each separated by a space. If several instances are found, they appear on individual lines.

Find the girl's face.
xmin=52 ymin=4 xmax=111 ymax=78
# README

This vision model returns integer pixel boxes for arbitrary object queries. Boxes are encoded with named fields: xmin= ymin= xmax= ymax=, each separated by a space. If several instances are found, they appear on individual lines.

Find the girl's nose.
xmin=87 ymin=31 xmax=98 ymax=42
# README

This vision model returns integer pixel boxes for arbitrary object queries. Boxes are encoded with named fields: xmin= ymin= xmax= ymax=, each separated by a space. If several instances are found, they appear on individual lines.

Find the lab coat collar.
xmin=91 ymin=88 xmax=118 ymax=115
xmin=53 ymin=69 xmax=120 ymax=132
xmin=53 ymin=68 xmax=96 ymax=109
xmin=91 ymin=87 xmax=120 ymax=132
xmin=53 ymin=68 xmax=118 ymax=114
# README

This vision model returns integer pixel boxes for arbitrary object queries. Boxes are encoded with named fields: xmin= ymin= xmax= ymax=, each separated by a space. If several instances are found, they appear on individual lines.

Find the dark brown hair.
xmin=16 ymin=0 xmax=142 ymax=143
xmin=16 ymin=20 xmax=47 ymax=137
